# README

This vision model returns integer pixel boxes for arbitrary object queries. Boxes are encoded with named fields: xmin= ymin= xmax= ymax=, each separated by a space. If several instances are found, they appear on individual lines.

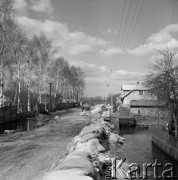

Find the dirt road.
xmin=0 ymin=108 xmax=87 ymax=180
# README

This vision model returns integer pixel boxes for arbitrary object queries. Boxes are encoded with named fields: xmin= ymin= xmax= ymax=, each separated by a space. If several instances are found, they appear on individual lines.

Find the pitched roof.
xmin=121 ymin=84 xmax=148 ymax=91
xmin=121 ymin=83 xmax=149 ymax=100
xmin=121 ymin=85 xmax=136 ymax=91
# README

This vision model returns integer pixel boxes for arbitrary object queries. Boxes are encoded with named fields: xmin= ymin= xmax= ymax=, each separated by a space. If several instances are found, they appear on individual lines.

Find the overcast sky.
xmin=14 ymin=0 xmax=178 ymax=97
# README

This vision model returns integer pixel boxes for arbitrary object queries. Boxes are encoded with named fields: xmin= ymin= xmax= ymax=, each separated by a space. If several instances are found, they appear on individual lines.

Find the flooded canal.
xmin=119 ymin=126 xmax=178 ymax=179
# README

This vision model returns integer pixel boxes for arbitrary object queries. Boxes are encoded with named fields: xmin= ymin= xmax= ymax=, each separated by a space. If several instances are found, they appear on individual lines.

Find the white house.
xmin=121 ymin=82 xmax=150 ymax=107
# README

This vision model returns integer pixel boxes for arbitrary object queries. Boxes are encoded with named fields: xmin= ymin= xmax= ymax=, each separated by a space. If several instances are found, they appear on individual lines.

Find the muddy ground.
xmin=0 ymin=108 xmax=88 ymax=180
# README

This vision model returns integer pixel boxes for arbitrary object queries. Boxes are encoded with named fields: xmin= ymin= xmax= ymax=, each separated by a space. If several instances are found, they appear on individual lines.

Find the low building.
xmin=130 ymin=100 xmax=166 ymax=116
xmin=121 ymin=82 xmax=150 ymax=107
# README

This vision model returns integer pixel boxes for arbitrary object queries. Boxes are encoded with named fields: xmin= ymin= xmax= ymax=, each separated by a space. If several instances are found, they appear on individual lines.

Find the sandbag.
xmin=43 ymin=168 xmax=94 ymax=180
xmin=75 ymin=138 xmax=105 ymax=153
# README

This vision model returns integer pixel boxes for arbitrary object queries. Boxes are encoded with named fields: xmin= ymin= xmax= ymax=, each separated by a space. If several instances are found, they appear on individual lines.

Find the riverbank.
xmin=0 ymin=108 xmax=88 ymax=180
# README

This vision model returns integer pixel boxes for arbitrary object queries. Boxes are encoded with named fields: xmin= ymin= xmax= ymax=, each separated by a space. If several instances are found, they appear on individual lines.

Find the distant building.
xmin=121 ymin=82 xmax=150 ymax=107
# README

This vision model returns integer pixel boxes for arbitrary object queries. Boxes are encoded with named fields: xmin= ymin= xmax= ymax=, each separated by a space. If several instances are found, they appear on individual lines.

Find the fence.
xmin=0 ymin=103 xmax=77 ymax=124
xmin=0 ymin=104 xmax=41 ymax=124
xmin=0 ymin=105 xmax=17 ymax=124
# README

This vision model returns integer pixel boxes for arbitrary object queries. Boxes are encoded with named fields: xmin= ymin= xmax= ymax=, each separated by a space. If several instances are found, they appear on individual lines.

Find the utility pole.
xmin=49 ymin=82 xmax=52 ymax=102
xmin=76 ymin=90 xmax=79 ymax=104
xmin=105 ymin=65 xmax=113 ymax=113
xmin=105 ymin=80 xmax=109 ymax=106
xmin=110 ymin=67 xmax=113 ymax=113
xmin=0 ymin=78 xmax=3 ymax=107
xmin=49 ymin=82 xmax=53 ymax=112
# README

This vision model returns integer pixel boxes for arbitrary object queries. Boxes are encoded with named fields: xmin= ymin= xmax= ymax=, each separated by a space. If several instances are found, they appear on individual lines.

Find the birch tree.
xmin=0 ymin=0 xmax=16 ymax=106
xmin=31 ymin=34 xmax=52 ymax=104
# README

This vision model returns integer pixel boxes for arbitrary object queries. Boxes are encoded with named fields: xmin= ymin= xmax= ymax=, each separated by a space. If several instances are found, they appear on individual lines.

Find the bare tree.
xmin=31 ymin=34 xmax=52 ymax=104
xmin=144 ymin=49 xmax=178 ymax=137
xmin=7 ymin=29 xmax=28 ymax=111
xmin=0 ymin=0 xmax=16 ymax=106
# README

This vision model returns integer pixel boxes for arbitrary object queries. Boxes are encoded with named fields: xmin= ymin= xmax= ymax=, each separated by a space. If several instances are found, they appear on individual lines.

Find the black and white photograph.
xmin=0 ymin=0 xmax=178 ymax=179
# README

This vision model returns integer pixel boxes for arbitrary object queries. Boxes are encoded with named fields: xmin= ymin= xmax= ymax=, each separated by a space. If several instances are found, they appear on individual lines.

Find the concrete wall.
xmin=130 ymin=107 xmax=169 ymax=118
xmin=130 ymin=107 xmax=159 ymax=116
xmin=150 ymin=126 xmax=178 ymax=161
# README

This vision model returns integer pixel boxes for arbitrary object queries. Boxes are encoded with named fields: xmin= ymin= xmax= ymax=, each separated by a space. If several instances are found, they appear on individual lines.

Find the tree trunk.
xmin=27 ymin=88 xmax=30 ymax=111
xmin=38 ymin=77 xmax=42 ymax=104
xmin=175 ymin=117 xmax=178 ymax=138
xmin=17 ymin=68 xmax=21 ymax=112
xmin=0 ymin=63 xmax=4 ymax=107
xmin=39 ymin=92 xmax=41 ymax=104
xmin=14 ymin=86 xmax=17 ymax=104
xmin=63 ymin=80 xmax=65 ymax=101
xmin=55 ymin=79 xmax=59 ymax=100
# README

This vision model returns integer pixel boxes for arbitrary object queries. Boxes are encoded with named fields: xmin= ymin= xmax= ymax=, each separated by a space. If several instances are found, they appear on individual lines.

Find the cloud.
xmin=70 ymin=60 xmax=107 ymax=77
xmin=14 ymin=0 xmax=27 ymax=10
xmin=148 ymin=31 xmax=171 ymax=44
xmin=13 ymin=0 xmax=54 ymax=16
xmin=17 ymin=16 xmax=108 ymax=55
xmin=99 ymin=28 xmax=118 ymax=35
xmin=69 ymin=60 xmax=144 ymax=96
xmin=164 ymin=24 xmax=178 ymax=33
xmin=100 ymin=47 xmax=123 ymax=56
xmin=13 ymin=0 xmax=29 ymax=16
xmin=128 ymin=24 xmax=178 ymax=56
xmin=112 ymin=70 xmax=144 ymax=80
xmin=30 ymin=0 xmax=54 ymax=15
xmin=70 ymin=60 xmax=144 ymax=82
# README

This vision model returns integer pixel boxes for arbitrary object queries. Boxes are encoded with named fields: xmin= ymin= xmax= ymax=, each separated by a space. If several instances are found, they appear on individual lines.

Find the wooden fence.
xmin=0 ymin=104 xmax=38 ymax=124
xmin=0 ymin=105 xmax=17 ymax=124
xmin=0 ymin=103 xmax=77 ymax=124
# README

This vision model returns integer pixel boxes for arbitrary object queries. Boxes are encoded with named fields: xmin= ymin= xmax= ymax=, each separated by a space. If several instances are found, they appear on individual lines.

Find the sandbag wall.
xmin=43 ymin=105 xmax=126 ymax=180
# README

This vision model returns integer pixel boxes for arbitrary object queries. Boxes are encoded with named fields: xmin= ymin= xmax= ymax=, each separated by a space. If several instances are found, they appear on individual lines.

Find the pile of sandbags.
xmin=102 ymin=111 xmax=110 ymax=122
xmin=43 ymin=106 xmax=126 ymax=180
xmin=82 ymin=103 xmax=91 ymax=111
xmin=90 ymin=104 xmax=105 ymax=115
xmin=79 ymin=111 xmax=91 ymax=116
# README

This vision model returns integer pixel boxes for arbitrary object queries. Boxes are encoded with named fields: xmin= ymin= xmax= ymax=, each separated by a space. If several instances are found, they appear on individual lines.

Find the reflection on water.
xmin=0 ymin=121 xmax=32 ymax=134
xmin=119 ymin=126 xmax=178 ymax=180
xmin=0 ymin=122 xmax=17 ymax=134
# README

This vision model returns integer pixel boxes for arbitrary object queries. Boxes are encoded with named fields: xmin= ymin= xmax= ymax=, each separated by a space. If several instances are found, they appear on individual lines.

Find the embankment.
xmin=43 ymin=106 xmax=128 ymax=180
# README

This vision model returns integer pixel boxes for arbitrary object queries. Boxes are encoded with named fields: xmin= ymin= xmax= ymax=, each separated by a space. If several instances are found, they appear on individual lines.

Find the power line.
xmin=114 ymin=0 xmax=140 ymax=67
xmin=167 ymin=0 xmax=176 ymax=49
xmin=172 ymin=0 xmax=176 ymax=25
xmin=112 ymin=0 xmax=127 ymax=66
xmin=122 ymin=0 xmax=140 ymax=49
xmin=126 ymin=0 xmax=145 ymax=49
xmin=119 ymin=0 xmax=133 ymax=48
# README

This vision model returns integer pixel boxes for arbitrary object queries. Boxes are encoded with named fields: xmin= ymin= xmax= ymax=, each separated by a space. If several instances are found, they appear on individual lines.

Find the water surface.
xmin=119 ymin=126 xmax=178 ymax=180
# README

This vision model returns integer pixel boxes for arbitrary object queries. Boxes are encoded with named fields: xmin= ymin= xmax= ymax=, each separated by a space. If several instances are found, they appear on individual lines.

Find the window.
xmin=139 ymin=90 xmax=143 ymax=95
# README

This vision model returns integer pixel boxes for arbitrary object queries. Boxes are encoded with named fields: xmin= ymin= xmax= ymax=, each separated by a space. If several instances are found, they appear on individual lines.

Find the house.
xmin=121 ymin=82 xmax=150 ymax=107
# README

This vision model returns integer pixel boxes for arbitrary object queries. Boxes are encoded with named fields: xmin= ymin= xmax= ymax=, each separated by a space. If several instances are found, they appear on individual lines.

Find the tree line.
xmin=0 ymin=0 xmax=85 ymax=110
